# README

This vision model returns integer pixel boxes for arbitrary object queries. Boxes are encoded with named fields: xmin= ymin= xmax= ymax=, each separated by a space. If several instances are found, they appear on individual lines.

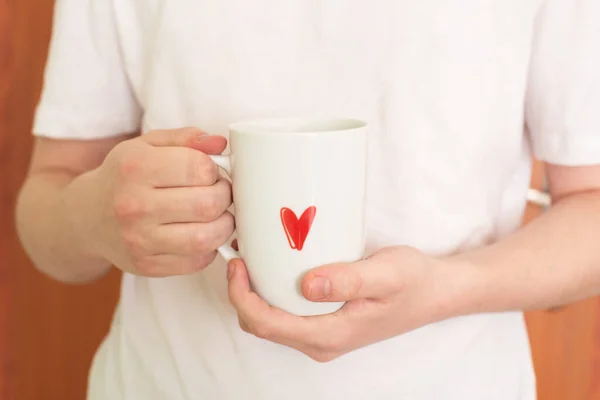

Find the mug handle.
xmin=208 ymin=154 xmax=241 ymax=262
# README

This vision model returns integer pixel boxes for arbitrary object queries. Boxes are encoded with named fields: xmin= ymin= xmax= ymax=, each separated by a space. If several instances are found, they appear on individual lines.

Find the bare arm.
xmin=16 ymin=134 xmax=135 ymax=283
xmin=16 ymin=128 xmax=234 ymax=285
xmin=453 ymin=163 xmax=600 ymax=312
xmin=221 ymin=162 xmax=600 ymax=363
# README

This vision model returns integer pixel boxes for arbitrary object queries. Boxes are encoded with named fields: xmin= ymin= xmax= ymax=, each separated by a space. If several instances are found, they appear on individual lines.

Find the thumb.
xmin=301 ymin=259 xmax=401 ymax=302
xmin=142 ymin=127 xmax=228 ymax=155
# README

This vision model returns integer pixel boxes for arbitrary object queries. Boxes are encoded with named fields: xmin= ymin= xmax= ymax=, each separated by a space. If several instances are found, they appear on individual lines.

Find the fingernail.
xmin=309 ymin=277 xmax=331 ymax=300
xmin=227 ymin=261 xmax=236 ymax=280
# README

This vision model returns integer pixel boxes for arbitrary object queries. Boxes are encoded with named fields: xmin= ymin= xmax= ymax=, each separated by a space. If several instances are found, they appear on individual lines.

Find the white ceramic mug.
xmin=210 ymin=117 xmax=368 ymax=316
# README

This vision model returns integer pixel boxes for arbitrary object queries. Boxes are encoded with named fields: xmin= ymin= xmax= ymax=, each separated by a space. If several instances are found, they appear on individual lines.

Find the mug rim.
xmin=228 ymin=117 xmax=367 ymax=136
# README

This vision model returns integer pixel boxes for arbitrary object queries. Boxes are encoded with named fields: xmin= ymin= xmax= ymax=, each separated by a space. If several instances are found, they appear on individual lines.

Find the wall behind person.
xmin=1 ymin=0 xmax=13 ymax=397
xmin=3 ymin=1 xmax=121 ymax=399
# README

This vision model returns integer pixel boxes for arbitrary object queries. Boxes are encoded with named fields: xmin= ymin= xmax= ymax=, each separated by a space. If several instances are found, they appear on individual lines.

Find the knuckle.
xmin=113 ymin=194 xmax=146 ymax=222
xmin=190 ymin=251 xmax=217 ymax=272
xmin=200 ymin=157 xmax=219 ymax=182
xmin=221 ymin=211 xmax=236 ymax=234
xmin=178 ymin=127 xmax=205 ymax=146
xmin=115 ymin=148 xmax=144 ymax=180
xmin=121 ymin=229 xmax=148 ymax=257
xmin=190 ymin=228 xmax=212 ymax=252
xmin=188 ymin=154 xmax=217 ymax=185
xmin=198 ymin=195 xmax=222 ymax=220
xmin=221 ymin=180 xmax=233 ymax=201
xmin=200 ymin=251 xmax=218 ymax=268
xmin=345 ymin=274 xmax=364 ymax=298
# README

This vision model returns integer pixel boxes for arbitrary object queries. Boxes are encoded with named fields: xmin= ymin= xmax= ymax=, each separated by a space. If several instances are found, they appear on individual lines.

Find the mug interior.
xmin=229 ymin=117 xmax=366 ymax=135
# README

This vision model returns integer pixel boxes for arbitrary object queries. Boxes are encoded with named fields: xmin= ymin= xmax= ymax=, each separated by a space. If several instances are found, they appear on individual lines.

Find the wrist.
xmin=431 ymin=253 xmax=492 ymax=319
xmin=61 ymin=169 xmax=107 ymax=262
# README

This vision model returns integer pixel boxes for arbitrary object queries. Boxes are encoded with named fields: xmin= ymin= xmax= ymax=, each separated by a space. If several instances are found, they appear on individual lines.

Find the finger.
xmin=301 ymin=259 xmax=401 ymax=302
xmin=142 ymin=146 xmax=220 ymax=188
xmin=152 ymin=179 xmax=232 ymax=223
xmin=150 ymin=212 xmax=235 ymax=255
xmin=227 ymin=260 xmax=330 ymax=347
xmin=142 ymin=127 xmax=228 ymax=154
xmin=227 ymin=259 xmax=272 ymax=322
xmin=231 ymin=239 xmax=239 ymax=251
xmin=132 ymin=252 xmax=217 ymax=277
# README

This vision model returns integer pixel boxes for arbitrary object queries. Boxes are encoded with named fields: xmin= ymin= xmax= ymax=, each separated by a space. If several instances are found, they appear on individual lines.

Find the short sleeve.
xmin=33 ymin=0 xmax=141 ymax=139
xmin=526 ymin=0 xmax=600 ymax=166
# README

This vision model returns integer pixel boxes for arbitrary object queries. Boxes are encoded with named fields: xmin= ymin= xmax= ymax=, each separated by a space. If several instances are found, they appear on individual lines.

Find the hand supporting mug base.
xmin=206 ymin=117 xmax=368 ymax=316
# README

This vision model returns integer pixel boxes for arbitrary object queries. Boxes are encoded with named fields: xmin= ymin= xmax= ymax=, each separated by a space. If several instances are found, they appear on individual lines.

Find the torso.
xmin=89 ymin=1 xmax=541 ymax=398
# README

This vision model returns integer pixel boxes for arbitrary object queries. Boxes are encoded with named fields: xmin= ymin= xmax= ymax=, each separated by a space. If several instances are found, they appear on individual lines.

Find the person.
xmin=15 ymin=0 xmax=600 ymax=399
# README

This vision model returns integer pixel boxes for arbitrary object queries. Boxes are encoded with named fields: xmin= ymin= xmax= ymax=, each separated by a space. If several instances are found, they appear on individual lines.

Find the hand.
xmin=66 ymin=127 xmax=234 ymax=277
xmin=227 ymin=246 xmax=475 ymax=362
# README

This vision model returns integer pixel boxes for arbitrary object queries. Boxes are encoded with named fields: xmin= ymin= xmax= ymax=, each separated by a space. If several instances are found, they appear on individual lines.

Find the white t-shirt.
xmin=33 ymin=1 xmax=600 ymax=399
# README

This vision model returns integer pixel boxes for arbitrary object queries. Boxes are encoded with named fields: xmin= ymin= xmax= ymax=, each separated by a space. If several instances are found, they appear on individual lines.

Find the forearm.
xmin=16 ymin=169 xmax=111 ymax=284
xmin=451 ymin=190 xmax=600 ymax=313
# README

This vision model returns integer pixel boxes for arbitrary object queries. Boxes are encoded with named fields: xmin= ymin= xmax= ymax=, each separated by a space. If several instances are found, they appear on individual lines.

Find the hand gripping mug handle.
xmin=208 ymin=155 xmax=241 ymax=262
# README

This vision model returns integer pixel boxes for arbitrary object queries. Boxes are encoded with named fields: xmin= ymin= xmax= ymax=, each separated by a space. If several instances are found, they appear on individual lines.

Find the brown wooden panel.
xmin=5 ymin=1 xmax=121 ymax=399
xmin=1 ymin=0 xmax=14 ymax=398
xmin=527 ymin=299 xmax=598 ymax=400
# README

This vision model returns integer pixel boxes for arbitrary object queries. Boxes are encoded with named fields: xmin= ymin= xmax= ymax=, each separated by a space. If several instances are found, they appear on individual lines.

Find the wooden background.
xmin=2 ymin=4 xmax=121 ymax=400
xmin=0 ymin=0 xmax=12 ymax=398
xmin=1 ymin=1 xmax=599 ymax=399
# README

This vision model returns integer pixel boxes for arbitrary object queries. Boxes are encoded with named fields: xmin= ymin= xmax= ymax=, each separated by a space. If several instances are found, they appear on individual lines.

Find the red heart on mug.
xmin=280 ymin=206 xmax=317 ymax=251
